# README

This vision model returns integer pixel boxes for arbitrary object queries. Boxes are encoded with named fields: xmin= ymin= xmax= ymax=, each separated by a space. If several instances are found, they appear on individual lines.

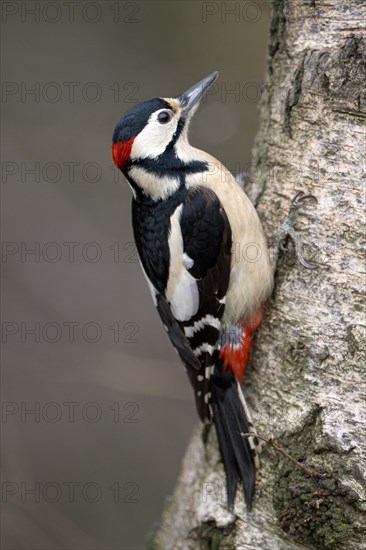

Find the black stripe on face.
xmin=128 ymin=156 xmax=208 ymax=180
xmin=165 ymin=117 xmax=185 ymax=151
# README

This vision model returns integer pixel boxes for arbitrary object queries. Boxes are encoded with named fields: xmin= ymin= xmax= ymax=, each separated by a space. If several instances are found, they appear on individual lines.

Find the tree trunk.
xmin=151 ymin=1 xmax=366 ymax=548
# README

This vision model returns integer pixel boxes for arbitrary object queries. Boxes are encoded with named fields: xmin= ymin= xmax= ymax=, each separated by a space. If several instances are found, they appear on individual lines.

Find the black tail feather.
xmin=211 ymin=397 xmax=238 ymax=508
xmin=211 ymin=365 xmax=257 ymax=510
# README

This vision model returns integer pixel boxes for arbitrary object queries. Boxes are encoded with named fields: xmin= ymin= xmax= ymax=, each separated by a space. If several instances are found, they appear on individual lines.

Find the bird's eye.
xmin=157 ymin=111 xmax=172 ymax=124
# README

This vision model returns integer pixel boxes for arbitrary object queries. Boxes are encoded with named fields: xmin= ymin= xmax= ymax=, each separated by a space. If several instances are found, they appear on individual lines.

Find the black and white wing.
xmin=157 ymin=186 xmax=232 ymax=421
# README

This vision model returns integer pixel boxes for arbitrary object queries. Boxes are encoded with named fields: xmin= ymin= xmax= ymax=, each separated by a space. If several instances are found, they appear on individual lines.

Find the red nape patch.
xmin=112 ymin=137 xmax=135 ymax=171
xmin=219 ymin=325 xmax=253 ymax=383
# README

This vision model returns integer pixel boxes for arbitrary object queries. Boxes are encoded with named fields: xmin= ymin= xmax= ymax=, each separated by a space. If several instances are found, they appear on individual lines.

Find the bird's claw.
xmin=298 ymin=255 xmax=318 ymax=271
xmin=288 ymin=191 xmax=318 ymax=217
xmin=291 ymin=191 xmax=318 ymax=206
xmin=278 ymin=191 xmax=318 ymax=270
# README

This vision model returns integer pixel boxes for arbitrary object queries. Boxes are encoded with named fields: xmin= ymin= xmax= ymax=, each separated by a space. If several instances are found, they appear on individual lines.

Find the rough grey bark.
xmin=151 ymin=1 xmax=366 ymax=548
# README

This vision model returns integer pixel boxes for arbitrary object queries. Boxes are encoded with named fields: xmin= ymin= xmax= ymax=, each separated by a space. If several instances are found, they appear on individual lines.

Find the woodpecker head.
xmin=112 ymin=71 xmax=218 ymax=200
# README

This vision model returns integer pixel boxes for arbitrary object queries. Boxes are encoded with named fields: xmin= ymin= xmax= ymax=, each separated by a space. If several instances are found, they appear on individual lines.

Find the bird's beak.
xmin=177 ymin=71 xmax=218 ymax=116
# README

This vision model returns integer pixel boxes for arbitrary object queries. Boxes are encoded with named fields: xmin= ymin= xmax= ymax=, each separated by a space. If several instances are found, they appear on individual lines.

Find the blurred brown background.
xmin=2 ymin=1 xmax=269 ymax=548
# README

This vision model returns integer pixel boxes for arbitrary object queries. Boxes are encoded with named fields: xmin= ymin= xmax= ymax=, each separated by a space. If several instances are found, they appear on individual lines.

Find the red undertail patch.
xmin=219 ymin=307 xmax=264 ymax=383
xmin=219 ymin=325 xmax=253 ymax=383
xmin=112 ymin=137 xmax=135 ymax=171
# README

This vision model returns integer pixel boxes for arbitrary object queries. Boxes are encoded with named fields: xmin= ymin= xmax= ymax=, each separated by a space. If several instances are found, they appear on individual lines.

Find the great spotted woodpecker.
xmin=112 ymin=72 xmax=274 ymax=510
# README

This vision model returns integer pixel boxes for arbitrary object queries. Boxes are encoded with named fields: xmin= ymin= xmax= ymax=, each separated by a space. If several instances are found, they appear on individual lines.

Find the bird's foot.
xmin=278 ymin=191 xmax=318 ymax=270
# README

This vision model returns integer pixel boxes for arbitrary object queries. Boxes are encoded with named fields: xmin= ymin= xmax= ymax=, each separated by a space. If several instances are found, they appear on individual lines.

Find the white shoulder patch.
xmin=166 ymin=205 xmax=199 ymax=322
xmin=183 ymin=253 xmax=194 ymax=269
xmin=170 ymin=270 xmax=199 ymax=322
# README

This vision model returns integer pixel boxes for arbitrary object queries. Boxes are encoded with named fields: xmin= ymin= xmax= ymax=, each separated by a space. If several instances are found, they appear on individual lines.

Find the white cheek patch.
xmin=130 ymin=110 xmax=178 ymax=160
xmin=174 ymin=132 xmax=193 ymax=163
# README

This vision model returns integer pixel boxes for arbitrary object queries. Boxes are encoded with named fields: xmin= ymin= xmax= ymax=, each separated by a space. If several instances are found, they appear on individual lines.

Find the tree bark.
xmin=151 ymin=1 xmax=366 ymax=548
